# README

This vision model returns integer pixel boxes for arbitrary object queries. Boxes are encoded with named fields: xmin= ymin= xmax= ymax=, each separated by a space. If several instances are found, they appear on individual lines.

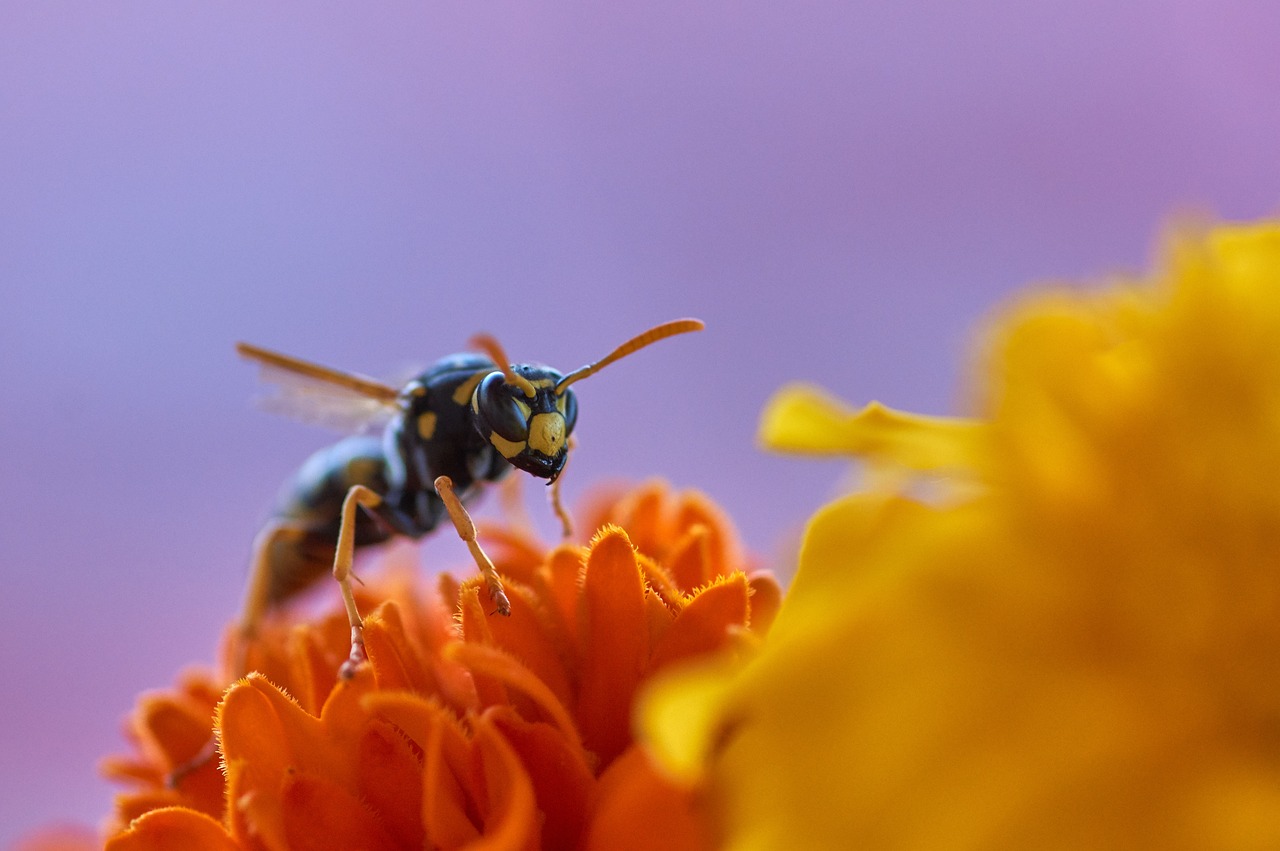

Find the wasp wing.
xmin=237 ymin=342 xmax=404 ymax=434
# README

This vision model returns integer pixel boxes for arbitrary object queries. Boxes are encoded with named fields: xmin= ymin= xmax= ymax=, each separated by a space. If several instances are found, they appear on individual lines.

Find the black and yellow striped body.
xmin=260 ymin=353 xmax=578 ymax=606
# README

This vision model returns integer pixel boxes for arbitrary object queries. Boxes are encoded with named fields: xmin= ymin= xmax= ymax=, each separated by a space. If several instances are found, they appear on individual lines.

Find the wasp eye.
xmin=476 ymin=371 xmax=530 ymax=442
xmin=558 ymin=387 xmax=578 ymax=433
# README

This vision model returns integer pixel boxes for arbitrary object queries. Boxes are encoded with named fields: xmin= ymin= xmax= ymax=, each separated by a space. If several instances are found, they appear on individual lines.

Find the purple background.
xmin=3 ymin=0 xmax=1278 ymax=843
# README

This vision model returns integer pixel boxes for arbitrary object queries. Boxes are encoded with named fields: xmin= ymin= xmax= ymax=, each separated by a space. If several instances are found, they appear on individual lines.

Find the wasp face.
xmin=472 ymin=369 xmax=578 ymax=481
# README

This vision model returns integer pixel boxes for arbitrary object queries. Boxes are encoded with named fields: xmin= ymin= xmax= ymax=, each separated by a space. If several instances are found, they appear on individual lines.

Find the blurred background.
xmin=2 ymin=0 xmax=1278 ymax=843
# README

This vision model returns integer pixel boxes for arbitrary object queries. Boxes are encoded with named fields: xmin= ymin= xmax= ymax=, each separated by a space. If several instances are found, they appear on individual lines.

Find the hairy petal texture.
xmin=76 ymin=481 xmax=767 ymax=850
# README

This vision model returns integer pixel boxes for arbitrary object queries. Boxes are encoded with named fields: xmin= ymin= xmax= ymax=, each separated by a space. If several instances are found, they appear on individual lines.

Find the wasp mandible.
xmin=235 ymin=318 xmax=704 ymax=675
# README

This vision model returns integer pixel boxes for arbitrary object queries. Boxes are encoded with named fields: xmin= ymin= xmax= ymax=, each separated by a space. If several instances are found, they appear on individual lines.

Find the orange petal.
xmin=675 ymin=491 xmax=742 ymax=578
xmin=576 ymin=528 xmax=649 ymax=766
xmin=535 ymin=544 xmax=587 ymax=643
xmin=317 ymin=662 xmax=378 ymax=758
xmin=448 ymin=642 xmax=584 ymax=760
xmin=100 ymin=755 xmax=161 ymax=786
xmin=221 ymin=673 xmax=375 ymax=848
xmin=365 ymin=691 xmax=481 ymax=847
xmin=469 ymin=712 xmax=539 ymax=851
xmin=459 ymin=586 xmax=511 ymax=708
xmin=747 ymin=572 xmax=783 ymax=635
xmin=637 ymin=554 xmax=686 ymax=613
xmin=583 ymin=745 xmax=714 ymax=851
xmin=105 ymin=808 xmax=239 ymax=851
xmin=647 ymin=574 xmax=750 ymax=675
xmin=218 ymin=680 xmax=292 ymax=850
xmin=112 ymin=791 xmax=186 ymax=827
xmin=13 ymin=825 xmax=100 ymax=851
xmin=487 ymin=706 xmax=596 ymax=850
xmin=477 ymin=522 xmax=546 ymax=584
xmin=666 ymin=525 xmax=712 ymax=592
xmin=611 ymin=481 xmax=670 ymax=557
xmin=284 ymin=623 xmax=341 ymax=716
xmin=363 ymin=602 xmax=436 ymax=695
xmin=573 ymin=480 xmax=633 ymax=542
xmin=438 ymin=571 xmax=462 ymax=612
xmin=279 ymin=773 xmax=400 ymax=851
xmin=132 ymin=692 xmax=215 ymax=772
xmin=646 ymin=588 xmax=677 ymax=649
xmin=357 ymin=723 xmax=426 ymax=849
xmin=484 ymin=582 xmax=574 ymax=711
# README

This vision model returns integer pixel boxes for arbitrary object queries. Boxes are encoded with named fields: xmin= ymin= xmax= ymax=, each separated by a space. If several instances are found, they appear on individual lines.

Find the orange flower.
xmin=88 ymin=481 xmax=779 ymax=850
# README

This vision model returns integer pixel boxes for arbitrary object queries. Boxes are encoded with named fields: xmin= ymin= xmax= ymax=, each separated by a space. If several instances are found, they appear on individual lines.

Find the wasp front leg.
xmin=435 ymin=476 xmax=511 ymax=617
xmin=334 ymin=484 xmax=385 ymax=678
xmin=548 ymin=434 xmax=575 ymax=539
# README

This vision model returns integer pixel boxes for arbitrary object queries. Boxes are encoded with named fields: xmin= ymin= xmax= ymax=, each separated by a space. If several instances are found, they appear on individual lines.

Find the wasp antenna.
xmin=235 ymin=341 xmax=401 ymax=402
xmin=555 ymin=318 xmax=705 ymax=394
xmin=469 ymin=333 xmax=538 ymax=398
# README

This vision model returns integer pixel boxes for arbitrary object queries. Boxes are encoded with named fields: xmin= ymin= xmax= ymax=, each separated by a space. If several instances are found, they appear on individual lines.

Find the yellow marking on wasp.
xmin=489 ymin=431 xmax=526 ymax=459
xmin=453 ymin=370 xmax=487 ymax=406
xmin=528 ymin=412 xmax=566 ymax=457
xmin=515 ymin=398 xmax=532 ymax=421
xmin=530 ymin=378 xmax=555 ymax=389
xmin=417 ymin=411 xmax=438 ymax=440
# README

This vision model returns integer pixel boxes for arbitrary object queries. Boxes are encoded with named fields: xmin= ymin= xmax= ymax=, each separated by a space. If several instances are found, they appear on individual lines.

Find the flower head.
xmin=644 ymin=223 xmax=1280 ymax=849
xmin=91 ymin=481 xmax=779 ymax=850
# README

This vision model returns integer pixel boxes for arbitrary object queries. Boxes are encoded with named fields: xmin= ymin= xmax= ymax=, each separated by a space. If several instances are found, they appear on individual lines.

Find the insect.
xmin=234 ymin=318 xmax=704 ymax=676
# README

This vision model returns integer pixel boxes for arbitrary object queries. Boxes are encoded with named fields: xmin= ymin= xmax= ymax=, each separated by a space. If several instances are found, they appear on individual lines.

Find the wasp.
xmin=234 ymin=318 xmax=704 ymax=676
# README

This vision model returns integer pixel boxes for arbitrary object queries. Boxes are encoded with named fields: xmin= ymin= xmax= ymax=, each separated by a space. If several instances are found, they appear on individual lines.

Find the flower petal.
xmin=447 ymin=642 xmax=584 ymax=760
xmin=483 ymin=581 xmax=574 ymax=712
xmin=13 ymin=825 xmax=101 ymax=851
xmin=647 ymin=574 xmax=749 ymax=675
xmin=468 ymin=712 xmax=539 ymax=851
xmin=534 ymin=544 xmax=587 ymax=643
xmin=364 ymin=691 xmax=480 ymax=847
xmin=131 ymin=691 xmax=215 ymax=773
xmin=583 ymin=745 xmax=714 ymax=851
xmin=666 ymin=525 xmax=712 ymax=591
xmin=674 ymin=491 xmax=744 ymax=580
xmin=357 ymin=723 xmax=426 ymax=848
xmin=746 ymin=572 xmax=782 ymax=636
xmin=487 ymin=706 xmax=596 ymax=850
xmin=760 ymin=383 xmax=983 ymax=472
xmin=637 ymin=655 xmax=741 ymax=785
xmin=104 ymin=808 xmax=238 ymax=851
xmin=279 ymin=773 xmax=399 ymax=851
xmin=575 ymin=528 xmax=649 ymax=766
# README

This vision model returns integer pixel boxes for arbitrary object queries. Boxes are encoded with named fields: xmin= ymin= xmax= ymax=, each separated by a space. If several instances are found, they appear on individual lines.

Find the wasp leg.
xmin=235 ymin=519 xmax=311 ymax=674
xmin=548 ymin=473 xmax=572 ymax=539
xmin=334 ymin=484 xmax=385 ymax=679
xmin=548 ymin=435 xmax=574 ymax=539
xmin=435 ymin=475 xmax=512 ymax=616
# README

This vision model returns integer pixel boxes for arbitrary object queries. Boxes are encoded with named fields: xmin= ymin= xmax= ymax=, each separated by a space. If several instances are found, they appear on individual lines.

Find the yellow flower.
xmin=643 ymin=223 xmax=1280 ymax=850
xmin=50 ymin=481 xmax=779 ymax=850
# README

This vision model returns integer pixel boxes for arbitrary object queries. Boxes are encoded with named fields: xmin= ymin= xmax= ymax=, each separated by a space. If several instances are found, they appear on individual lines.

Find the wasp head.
xmin=471 ymin=367 xmax=578 ymax=482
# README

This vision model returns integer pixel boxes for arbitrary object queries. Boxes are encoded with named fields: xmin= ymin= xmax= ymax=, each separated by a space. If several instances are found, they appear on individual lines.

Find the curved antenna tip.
xmin=555 ymin=317 xmax=705 ymax=393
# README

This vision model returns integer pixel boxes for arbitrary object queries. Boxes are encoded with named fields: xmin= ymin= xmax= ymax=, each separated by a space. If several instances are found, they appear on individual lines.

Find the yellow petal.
xmin=636 ymin=653 xmax=743 ymax=785
xmin=759 ymin=384 xmax=983 ymax=472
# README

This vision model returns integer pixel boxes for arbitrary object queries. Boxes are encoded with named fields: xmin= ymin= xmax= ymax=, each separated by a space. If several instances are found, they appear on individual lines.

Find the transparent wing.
xmin=237 ymin=342 xmax=404 ymax=434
